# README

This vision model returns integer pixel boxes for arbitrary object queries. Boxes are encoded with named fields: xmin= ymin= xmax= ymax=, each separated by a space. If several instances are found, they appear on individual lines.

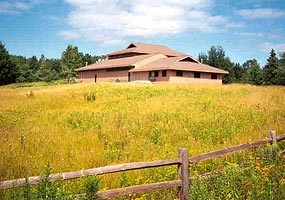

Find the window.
xmin=154 ymin=71 xmax=159 ymax=77
xmin=211 ymin=73 xmax=217 ymax=79
xmin=162 ymin=70 xmax=167 ymax=77
xmin=106 ymin=67 xmax=130 ymax=72
xmin=148 ymin=71 xmax=154 ymax=81
xmin=176 ymin=70 xmax=183 ymax=76
xmin=194 ymin=72 xmax=201 ymax=78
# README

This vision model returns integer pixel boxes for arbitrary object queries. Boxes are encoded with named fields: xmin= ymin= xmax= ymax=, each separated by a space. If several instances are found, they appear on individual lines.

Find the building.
xmin=75 ymin=42 xmax=228 ymax=84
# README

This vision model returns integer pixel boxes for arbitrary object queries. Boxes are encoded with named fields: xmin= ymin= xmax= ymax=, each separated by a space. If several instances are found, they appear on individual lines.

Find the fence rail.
xmin=1 ymin=130 xmax=284 ymax=200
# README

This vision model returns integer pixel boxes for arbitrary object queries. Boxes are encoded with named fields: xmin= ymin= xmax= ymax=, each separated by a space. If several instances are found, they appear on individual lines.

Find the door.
xmin=128 ymin=72 xmax=131 ymax=82
xmin=94 ymin=74 xmax=97 ymax=83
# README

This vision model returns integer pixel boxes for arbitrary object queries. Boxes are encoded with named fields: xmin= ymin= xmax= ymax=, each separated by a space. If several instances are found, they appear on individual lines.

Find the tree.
xmin=27 ymin=55 xmax=40 ymax=82
xmin=198 ymin=46 xmax=236 ymax=83
xmin=231 ymin=63 xmax=246 ymax=83
xmin=39 ymin=54 xmax=50 ymax=81
xmin=39 ymin=55 xmax=62 ymax=82
xmin=207 ymin=46 xmax=226 ymax=68
xmin=275 ymin=52 xmax=285 ymax=85
xmin=61 ymin=44 xmax=83 ymax=83
xmin=80 ymin=53 xmax=106 ymax=67
xmin=0 ymin=42 xmax=17 ymax=85
xmin=241 ymin=59 xmax=262 ymax=85
xmin=198 ymin=53 xmax=208 ymax=64
xmin=10 ymin=55 xmax=27 ymax=83
xmin=263 ymin=49 xmax=279 ymax=85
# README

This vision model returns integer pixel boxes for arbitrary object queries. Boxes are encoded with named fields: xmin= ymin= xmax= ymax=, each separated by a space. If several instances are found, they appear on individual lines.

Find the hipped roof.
xmin=130 ymin=56 xmax=229 ymax=74
xmin=107 ymin=42 xmax=186 ymax=57
xmin=76 ymin=42 xmax=229 ymax=74
xmin=75 ymin=54 xmax=153 ymax=71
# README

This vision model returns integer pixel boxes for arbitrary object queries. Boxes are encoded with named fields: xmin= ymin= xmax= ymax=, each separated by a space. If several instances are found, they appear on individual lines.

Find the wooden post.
xmin=268 ymin=130 xmax=277 ymax=161
xmin=268 ymin=130 xmax=277 ymax=146
xmin=178 ymin=148 xmax=189 ymax=200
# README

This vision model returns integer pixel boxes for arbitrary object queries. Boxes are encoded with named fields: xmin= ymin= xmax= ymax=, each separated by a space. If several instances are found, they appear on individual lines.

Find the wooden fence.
xmin=1 ymin=130 xmax=285 ymax=199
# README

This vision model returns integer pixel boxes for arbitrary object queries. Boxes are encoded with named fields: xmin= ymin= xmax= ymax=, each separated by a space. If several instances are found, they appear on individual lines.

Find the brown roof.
xmin=75 ymin=54 xmax=154 ymax=71
xmin=107 ymin=42 xmax=186 ymax=57
xmin=75 ymin=42 xmax=228 ymax=74
xmin=130 ymin=56 xmax=229 ymax=74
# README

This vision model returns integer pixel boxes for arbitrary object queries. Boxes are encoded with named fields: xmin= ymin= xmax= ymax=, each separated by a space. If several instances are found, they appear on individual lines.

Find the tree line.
xmin=0 ymin=41 xmax=285 ymax=85
xmin=198 ymin=46 xmax=285 ymax=85
xmin=0 ymin=42 xmax=105 ymax=85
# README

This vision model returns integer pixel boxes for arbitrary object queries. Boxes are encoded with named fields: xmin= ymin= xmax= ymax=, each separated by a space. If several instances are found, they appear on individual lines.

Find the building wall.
xmin=167 ymin=70 xmax=222 ymax=84
xmin=131 ymin=70 xmax=170 ymax=81
xmin=78 ymin=69 xmax=223 ymax=84
xmin=131 ymin=70 xmax=223 ymax=84
xmin=78 ymin=70 xmax=129 ymax=83
xmin=131 ymin=71 xmax=149 ymax=81
xmin=168 ymin=76 xmax=222 ymax=84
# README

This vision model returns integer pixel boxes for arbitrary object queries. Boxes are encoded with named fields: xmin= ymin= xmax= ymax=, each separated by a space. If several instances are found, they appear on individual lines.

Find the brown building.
xmin=75 ymin=42 xmax=228 ymax=84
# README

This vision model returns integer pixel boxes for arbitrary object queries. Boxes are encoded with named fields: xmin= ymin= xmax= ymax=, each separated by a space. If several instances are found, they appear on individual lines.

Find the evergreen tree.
xmin=61 ymin=44 xmax=83 ymax=83
xmin=0 ymin=42 xmax=16 ymax=85
xmin=231 ymin=63 xmax=246 ymax=83
xmin=241 ymin=59 xmax=262 ymax=85
xmin=27 ymin=56 xmax=40 ymax=82
xmin=39 ymin=55 xmax=62 ymax=82
xmin=46 ymin=59 xmax=61 ymax=81
xmin=39 ymin=54 xmax=50 ymax=81
xmin=275 ymin=52 xmax=285 ymax=85
xmin=10 ymin=55 xmax=28 ymax=82
xmin=263 ymin=49 xmax=279 ymax=85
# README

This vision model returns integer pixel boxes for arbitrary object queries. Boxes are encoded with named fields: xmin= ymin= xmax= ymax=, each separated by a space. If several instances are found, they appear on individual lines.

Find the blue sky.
xmin=0 ymin=0 xmax=285 ymax=66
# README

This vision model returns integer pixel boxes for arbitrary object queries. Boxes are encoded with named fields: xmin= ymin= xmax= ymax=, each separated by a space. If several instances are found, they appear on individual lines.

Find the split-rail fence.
xmin=1 ymin=130 xmax=285 ymax=199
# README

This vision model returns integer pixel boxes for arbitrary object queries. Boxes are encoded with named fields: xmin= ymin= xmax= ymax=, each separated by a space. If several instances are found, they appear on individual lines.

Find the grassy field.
xmin=0 ymin=83 xmax=285 ymax=198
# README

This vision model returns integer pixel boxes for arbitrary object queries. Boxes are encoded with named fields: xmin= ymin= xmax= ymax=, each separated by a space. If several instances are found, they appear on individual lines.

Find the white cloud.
xmin=58 ymin=30 xmax=81 ymax=40
xmin=235 ymin=32 xmax=264 ymax=38
xmin=260 ymin=42 xmax=285 ymax=53
xmin=61 ymin=0 xmax=240 ymax=45
xmin=237 ymin=8 xmax=285 ymax=19
xmin=0 ymin=0 xmax=41 ymax=15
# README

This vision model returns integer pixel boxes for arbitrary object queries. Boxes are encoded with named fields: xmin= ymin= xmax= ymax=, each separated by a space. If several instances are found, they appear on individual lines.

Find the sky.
xmin=0 ymin=0 xmax=285 ymax=66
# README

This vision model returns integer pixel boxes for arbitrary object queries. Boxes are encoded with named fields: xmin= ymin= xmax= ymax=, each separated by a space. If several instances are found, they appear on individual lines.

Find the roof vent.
xmin=127 ymin=43 xmax=137 ymax=48
xmin=179 ymin=56 xmax=199 ymax=63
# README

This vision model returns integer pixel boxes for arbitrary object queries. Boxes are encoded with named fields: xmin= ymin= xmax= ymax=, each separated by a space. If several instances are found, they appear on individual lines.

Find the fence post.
xmin=268 ymin=130 xmax=277 ymax=146
xmin=268 ymin=130 xmax=277 ymax=161
xmin=178 ymin=148 xmax=189 ymax=200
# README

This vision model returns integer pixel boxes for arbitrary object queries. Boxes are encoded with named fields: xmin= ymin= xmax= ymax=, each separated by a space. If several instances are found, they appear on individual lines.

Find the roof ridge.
xmin=131 ymin=42 xmax=167 ymax=47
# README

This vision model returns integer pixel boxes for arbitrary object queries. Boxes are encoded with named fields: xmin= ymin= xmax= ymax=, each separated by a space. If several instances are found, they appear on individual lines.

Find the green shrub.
xmin=190 ymin=147 xmax=285 ymax=200
xmin=4 ymin=164 xmax=64 ymax=200
xmin=82 ymin=176 xmax=101 ymax=200
xmin=84 ymin=91 xmax=96 ymax=101
xmin=37 ymin=164 xmax=57 ymax=199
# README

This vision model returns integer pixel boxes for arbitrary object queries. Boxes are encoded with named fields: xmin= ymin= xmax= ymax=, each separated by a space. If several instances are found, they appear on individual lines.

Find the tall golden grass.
xmin=0 ymin=83 xmax=284 ymax=190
